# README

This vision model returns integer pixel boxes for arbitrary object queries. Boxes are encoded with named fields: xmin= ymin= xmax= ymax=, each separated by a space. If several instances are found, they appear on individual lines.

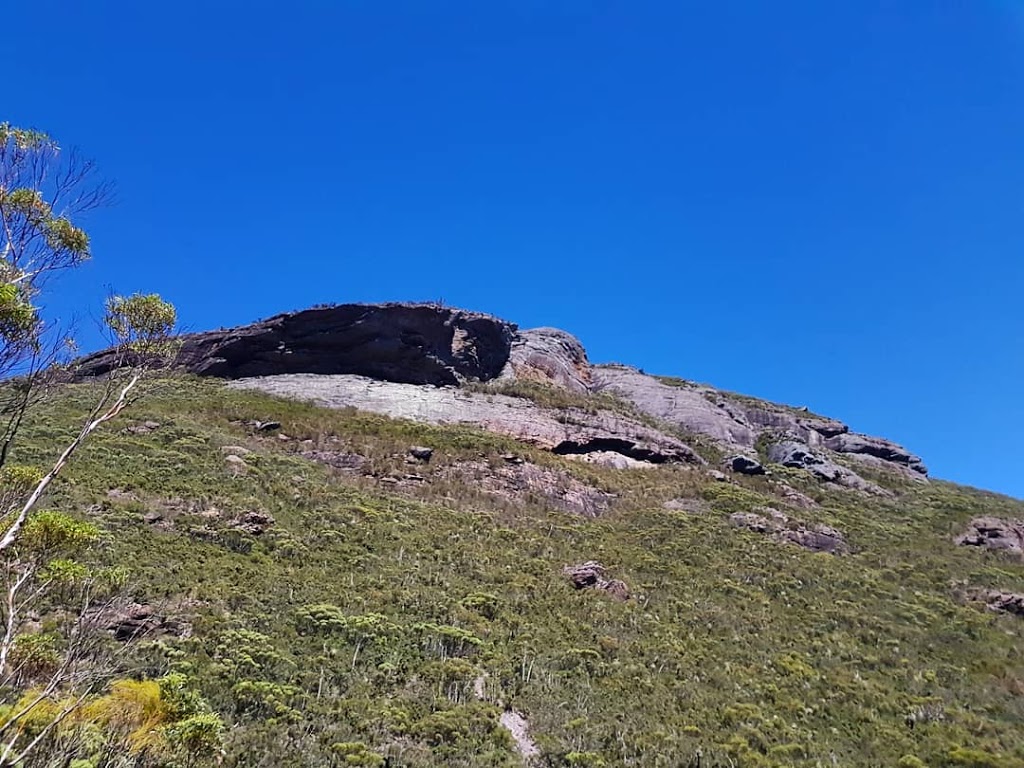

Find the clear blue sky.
xmin=6 ymin=2 xmax=1023 ymax=496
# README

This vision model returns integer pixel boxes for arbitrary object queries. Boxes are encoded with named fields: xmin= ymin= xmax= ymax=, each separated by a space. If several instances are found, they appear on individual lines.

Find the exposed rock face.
xmin=75 ymin=303 xmax=516 ymax=386
xmin=765 ymin=440 xmax=885 ymax=494
xmin=824 ymin=433 xmax=927 ymax=475
xmin=564 ymin=451 xmax=657 ymax=470
xmin=229 ymin=374 xmax=703 ymax=466
xmin=589 ymin=366 xmax=926 ymax=482
xmin=592 ymin=366 xmax=757 ymax=448
xmin=968 ymin=588 xmax=1024 ymax=617
xmin=74 ymin=301 xmax=927 ymax=485
xmin=98 ymin=602 xmax=187 ymax=641
xmin=500 ymin=327 xmax=591 ymax=393
xmin=956 ymin=517 xmax=1024 ymax=555
xmin=562 ymin=561 xmax=631 ymax=599
xmin=729 ymin=509 xmax=849 ymax=554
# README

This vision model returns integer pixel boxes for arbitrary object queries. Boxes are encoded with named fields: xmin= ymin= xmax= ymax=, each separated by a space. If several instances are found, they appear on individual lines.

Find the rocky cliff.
xmin=75 ymin=301 xmax=925 ymax=488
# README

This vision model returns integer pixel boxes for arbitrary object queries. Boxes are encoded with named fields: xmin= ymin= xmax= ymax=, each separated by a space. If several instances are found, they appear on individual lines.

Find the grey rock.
xmin=765 ymin=440 xmax=885 ymax=494
xmin=564 ymin=451 xmax=657 ymax=470
xmin=766 ymin=441 xmax=824 ymax=471
xmin=591 ymin=366 xmax=757 ymax=448
xmin=74 ymin=303 xmax=516 ymax=386
xmin=724 ymin=454 xmax=765 ymax=476
xmin=824 ymin=432 xmax=927 ymax=475
xmin=500 ymin=327 xmax=591 ymax=393
xmin=956 ymin=517 xmax=1024 ymax=555
xmin=773 ymin=483 xmax=819 ymax=509
xmin=563 ymin=561 xmax=608 ymax=589
xmin=229 ymin=374 xmax=703 ymax=466
xmin=71 ymin=300 xmax=928 ymax=484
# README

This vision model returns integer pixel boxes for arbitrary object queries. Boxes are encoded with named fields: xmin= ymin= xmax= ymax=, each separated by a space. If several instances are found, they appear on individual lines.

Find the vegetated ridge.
xmin=25 ymin=301 xmax=1024 ymax=767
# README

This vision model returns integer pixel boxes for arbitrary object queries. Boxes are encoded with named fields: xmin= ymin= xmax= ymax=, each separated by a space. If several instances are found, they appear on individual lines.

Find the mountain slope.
xmin=16 ymin=303 xmax=1024 ymax=767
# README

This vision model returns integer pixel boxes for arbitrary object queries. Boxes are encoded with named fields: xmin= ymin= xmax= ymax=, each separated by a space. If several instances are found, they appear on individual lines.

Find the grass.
xmin=8 ymin=375 xmax=1024 ymax=767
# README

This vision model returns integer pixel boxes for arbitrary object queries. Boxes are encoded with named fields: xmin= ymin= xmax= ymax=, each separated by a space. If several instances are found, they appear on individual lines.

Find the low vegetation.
xmin=6 ymin=376 xmax=1023 ymax=767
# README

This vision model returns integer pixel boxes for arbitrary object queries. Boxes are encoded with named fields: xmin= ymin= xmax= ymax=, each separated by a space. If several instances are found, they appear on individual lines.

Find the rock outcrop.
xmin=591 ymin=365 xmax=757 ymax=448
xmin=956 ymin=517 xmax=1024 ymax=555
xmin=967 ymin=588 xmax=1024 ymax=617
xmin=562 ymin=561 xmax=631 ymax=600
xmin=765 ymin=440 xmax=886 ymax=494
xmin=499 ymin=327 xmax=591 ymax=393
xmin=73 ymin=301 xmax=927 ymax=485
xmin=75 ymin=303 xmax=516 ymax=386
xmin=229 ymin=374 xmax=703 ymax=467
xmin=824 ymin=433 xmax=927 ymax=475
xmin=724 ymin=454 xmax=765 ymax=476
xmin=729 ymin=508 xmax=849 ymax=554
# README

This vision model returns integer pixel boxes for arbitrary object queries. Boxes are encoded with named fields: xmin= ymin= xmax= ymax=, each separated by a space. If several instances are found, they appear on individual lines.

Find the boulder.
xmin=97 ymin=603 xmax=187 ymax=641
xmin=724 ymin=454 xmax=765 ymax=476
xmin=74 ymin=303 xmax=516 ymax=386
xmin=968 ymin=588 xmax=1024 ymax=617
xmin=563 ymin=561 xmax=608 ymax=589
xmin=562 ymin=561 xmax=630 ymax=600
xmin=408 ymin=446 xmax=434 ymax=462
xmin=766 ymin=441 xmax=824 ymax=471
xmin=956 ymin=517 xmax=1024 ymax=555
xmin=500 ymin=327 xmax=591 ymax=393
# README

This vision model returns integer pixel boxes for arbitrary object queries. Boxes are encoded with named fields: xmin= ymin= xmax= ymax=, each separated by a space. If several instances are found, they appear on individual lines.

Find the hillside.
xmin=12 ymin=303 xmax=1024 ymax=767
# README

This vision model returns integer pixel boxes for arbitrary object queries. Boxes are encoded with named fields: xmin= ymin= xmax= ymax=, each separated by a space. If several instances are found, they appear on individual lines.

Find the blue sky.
xmin=5 ymin=2 xmax=1023 ymax=496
